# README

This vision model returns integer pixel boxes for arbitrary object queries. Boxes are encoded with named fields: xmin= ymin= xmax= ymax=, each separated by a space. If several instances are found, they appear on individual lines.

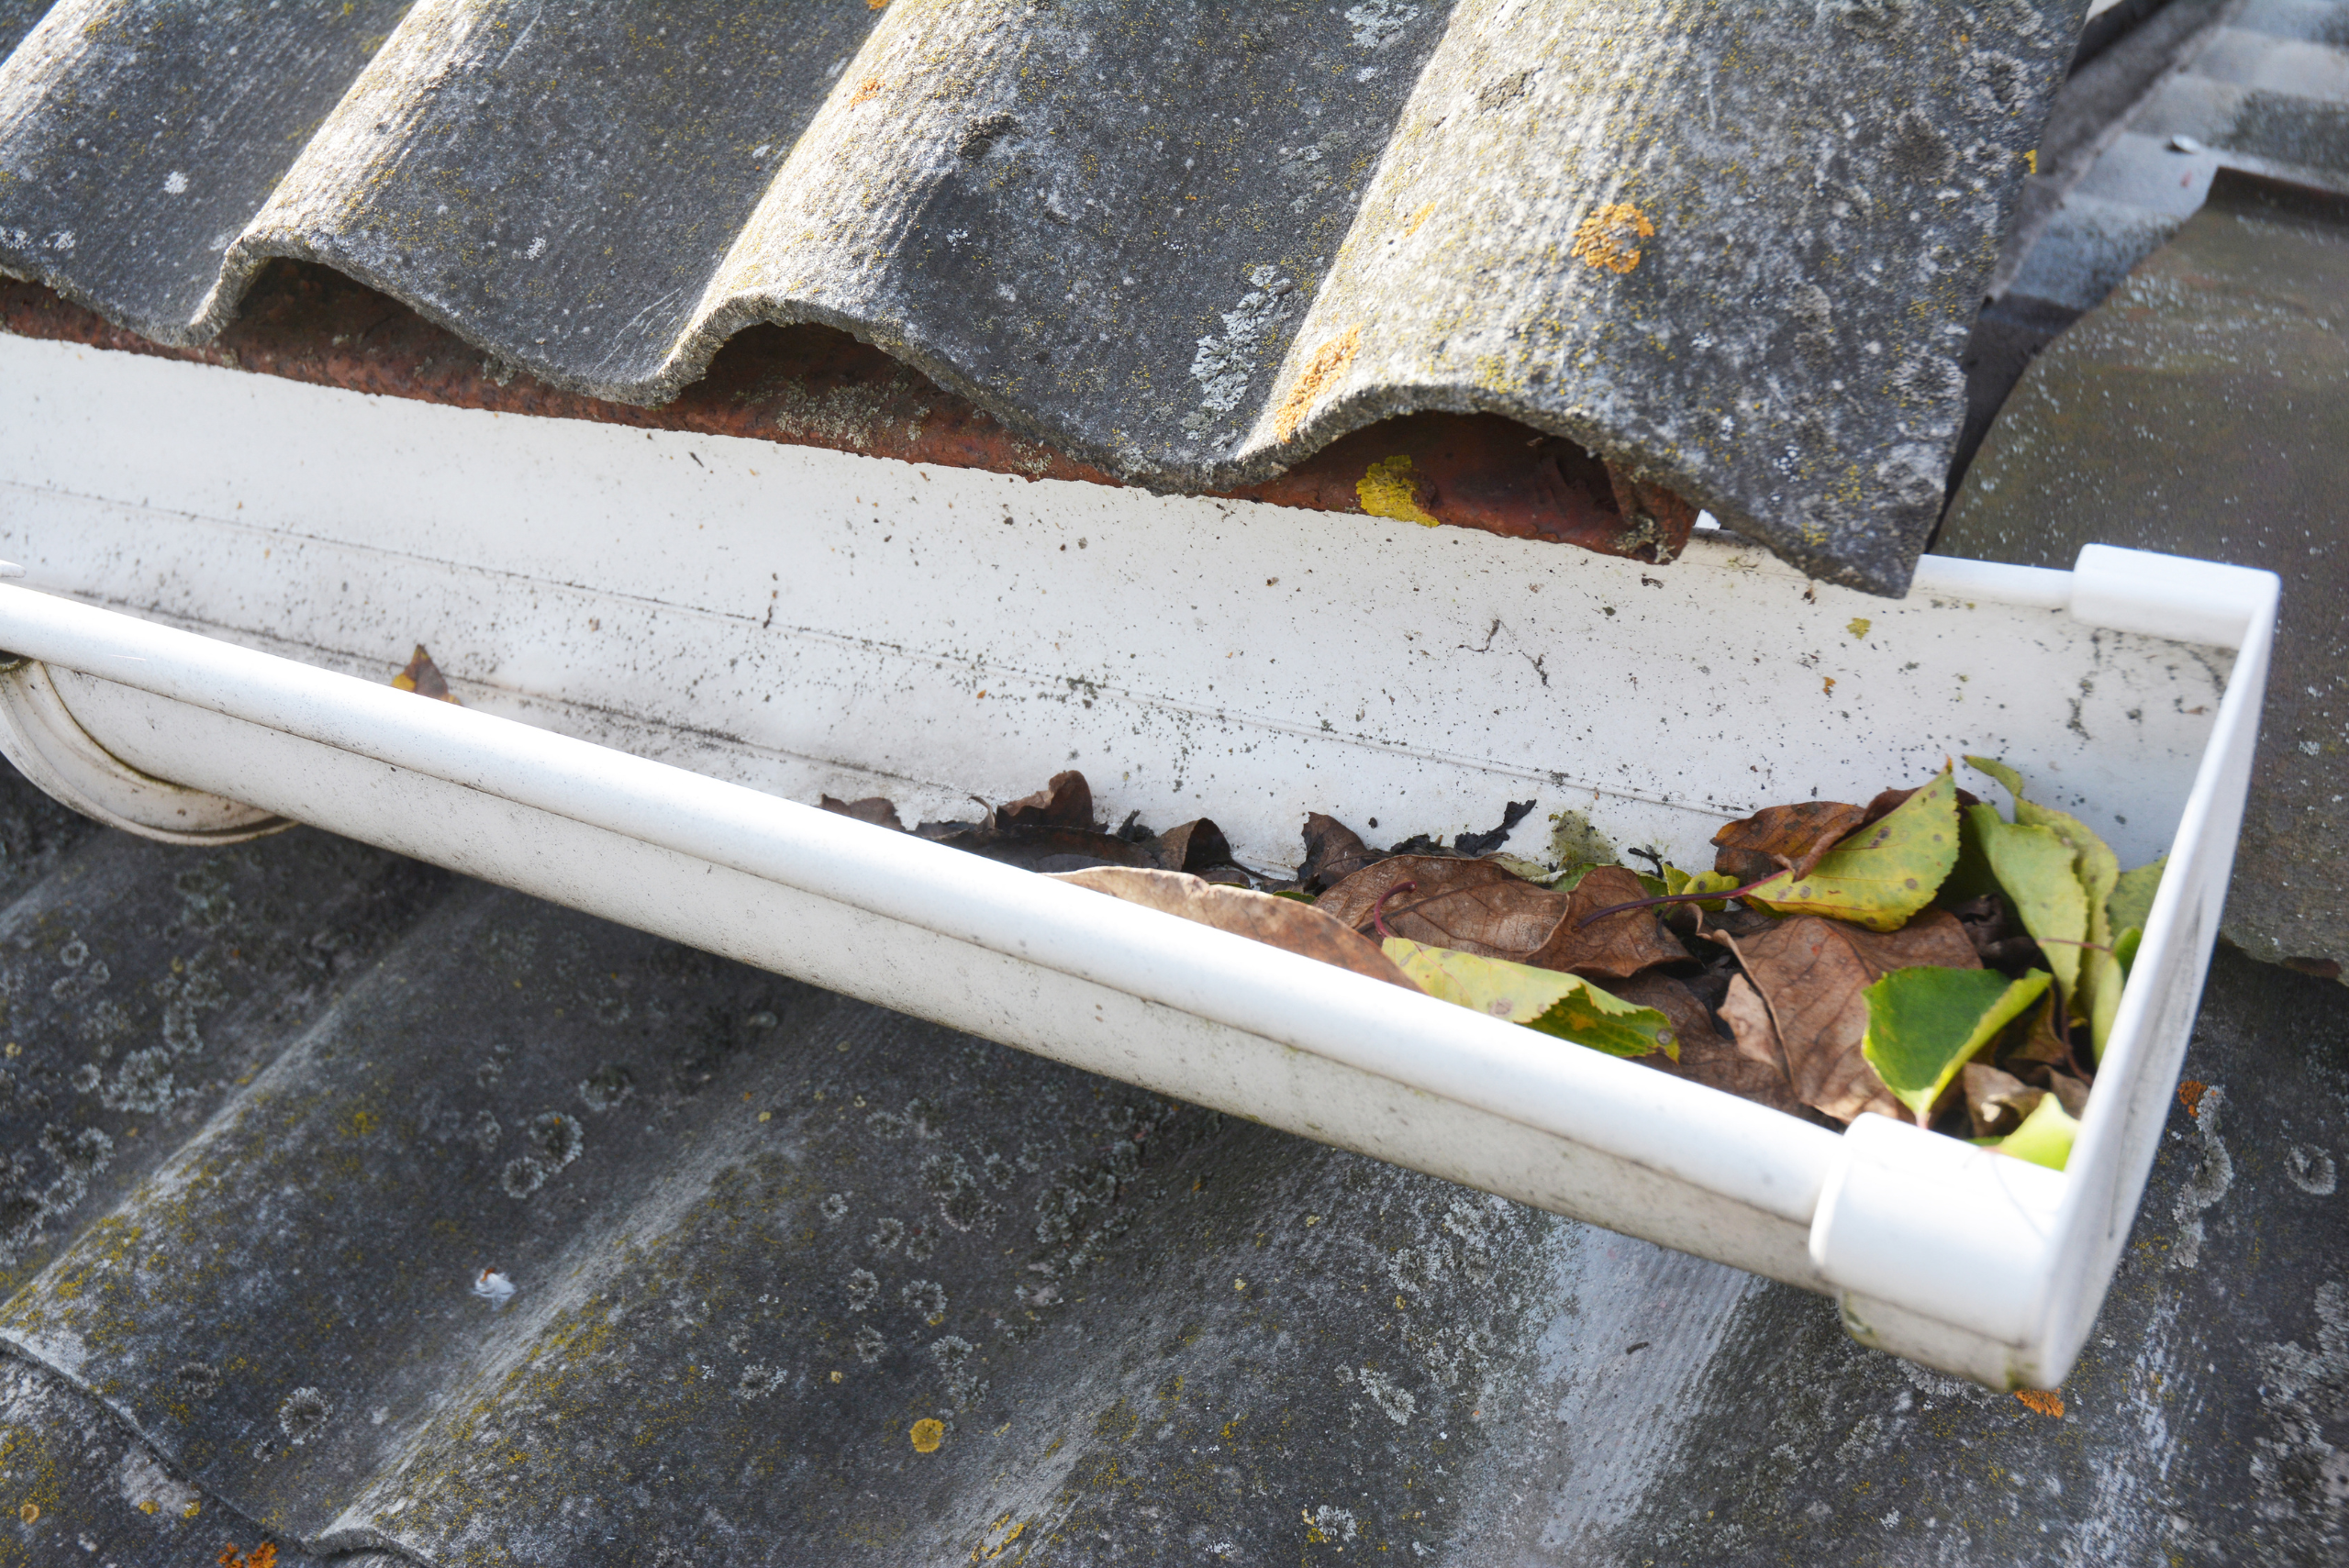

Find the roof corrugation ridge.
xmin=0 ymin=0 xmax=2088 ymax=594
xmin=0 ymin=836 xmax=1624 ymax=1566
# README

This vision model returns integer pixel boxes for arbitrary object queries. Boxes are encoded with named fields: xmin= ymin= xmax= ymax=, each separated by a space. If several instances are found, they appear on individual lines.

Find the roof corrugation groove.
xmin=0 ymin=760 xmax=2343 ymax=1566
xmin=0 ymin=1 xmax=2087 ymax=595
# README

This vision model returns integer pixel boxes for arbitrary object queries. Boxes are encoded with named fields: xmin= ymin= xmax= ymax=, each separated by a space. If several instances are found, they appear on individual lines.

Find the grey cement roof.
xmin=0 ymin=768 xmax=2345 ymax=1567
xmin=0 ymin=1 xmax=2090 ymax=595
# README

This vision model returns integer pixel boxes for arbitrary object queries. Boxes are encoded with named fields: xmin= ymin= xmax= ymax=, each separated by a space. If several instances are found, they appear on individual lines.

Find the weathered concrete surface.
xmin=1 ymin=759 xmax=2343 ymax=1566
xmin=1941 ymin=168 xmax=2349 ymax=979
xmin=0 ymin=0 xmax=2089 ymax=594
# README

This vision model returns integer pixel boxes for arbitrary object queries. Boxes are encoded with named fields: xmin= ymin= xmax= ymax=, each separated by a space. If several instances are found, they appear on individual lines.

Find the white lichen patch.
xmin=2170 ymin=1085 xmax=2234 ymax=1270
xmin=1186 ymin=266 xmax=1296 ymax=428
xmin=1357 ymin=1365 xmax=1417 ymax=1426
xmin=1344 ymin=0 xmax=1419 ymax=48
xmin=115 ymin=1446 xmax=200 ymax=1520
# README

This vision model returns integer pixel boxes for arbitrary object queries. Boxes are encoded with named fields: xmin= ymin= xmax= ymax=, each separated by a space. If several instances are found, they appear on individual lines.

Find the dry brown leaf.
xmin=1316 ymin=858 xmax=1684 ymax=980
xmin=1298 ymin=814 xmax=1385 ymax=893
xmin=2002 ymin=992 xmax=2075 ymax=1066
xmin=996 ymin=771 xmax=1096 ymax=831
xmin=1730 ymin=910 xmax=1980 ymax=1123
xmin=1961 ymin=1062 xmax=2044 ymax=1138
xmin=1051 ymin=866 xmax=1419 ymax=990
xmin=2016 ymin=1062 xmax=2092 ymax=1118
xmin=1620 ymin=973 xmax=1822 ymax=1122
xmin=820 ymin=795 xmax=907 ymax=832
xmin=1152 ymin=818 xmax=1235 ymax=874
xmin=1710 ymin=800 xmax=1866 ymax=884
xmin=391 ymin=645 xmax=459 ymax=704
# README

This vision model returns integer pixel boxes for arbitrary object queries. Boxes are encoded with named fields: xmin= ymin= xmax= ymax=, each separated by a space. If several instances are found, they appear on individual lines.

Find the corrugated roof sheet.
xmin=1 ymin=763 xmax=2345 ymax=1566
xmin=0 ymin=0 xmax=2088 ymax=595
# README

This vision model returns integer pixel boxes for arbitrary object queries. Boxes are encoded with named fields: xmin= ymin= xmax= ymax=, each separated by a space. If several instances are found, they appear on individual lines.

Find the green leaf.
xmin=1861 ymin=965 xmax=2053 ymax=1126
xmin=2113 ymin=925 xmax=2143 ymax=977
xmin=1986 ymin=1093 xmax=2077 ymax=1172
xmin=1383 ymin=938 xmax=1678 ymax=1061
xmin=1746 ymin=765 xmax=1962 ymax=931
xmin=1965 ymin=756 xmax=2127 ymax=1058
xmin=2108 ymin=856 xmax=2166 ymax=937
xmin=1965 ymin=805 xmax=2088 ymax=997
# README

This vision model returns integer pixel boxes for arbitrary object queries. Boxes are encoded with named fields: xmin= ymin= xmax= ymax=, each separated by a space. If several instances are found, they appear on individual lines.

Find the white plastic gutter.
xmin=0 ymin=536 xmax=2278 ymax=1392
xmin=0 ymin=581 xmax=1848 ymax=1280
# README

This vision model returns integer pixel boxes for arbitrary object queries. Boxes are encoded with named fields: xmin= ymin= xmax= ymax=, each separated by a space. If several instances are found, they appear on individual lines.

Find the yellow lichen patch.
xmin=1845 ymin=617 xmax=1872 ymax=639
xmin=1356 ymin=455 xmax=1439 ymax=527
xmin=18 ymin=1501 xmax=37 ymax=1524
xmin=1570 ymin=202 xmax=1655 ymax=274
xmin=850 ymin=74 xmax=884 ymax=106
xmin=1272 ymin=323 xmax=1360 ymax=440
xmin=2014 ymin=1387 xmax=2065 ymax=1418
xmin=909 ymin=1418 xmax=945 ymax=1453
xmin=1403 ymin=200 xmax=1437 ymax=237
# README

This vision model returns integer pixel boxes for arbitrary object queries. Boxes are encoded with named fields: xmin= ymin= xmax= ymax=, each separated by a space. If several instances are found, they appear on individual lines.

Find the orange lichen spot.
xmin=1356 ymin=455 xmax=1439 ymax=526
xmin=1272 ymin=323 xmax=1361 ymax=440
xmin=850 ymin=74 xmax=884 ymax=106
xmin=868 ymin=0 xmax=889 ymax=7
xmin=975 ymin=1517 xmax=1028 ymax=1561
xmin=2014 ymin=1387 xmax=2065 ymax=1418
xmin=17 ymin=1502 xmax=36 ymax=1524
xmin=218 ymin=1545 xmax=279 ymax=1568
xmin=1822 ymin=676 xmax=1836 ymax=696
xmin=1570 ymin=201 xmax=1655 ymax=274
xmin=1403 ymin=200 xmax=1437 ymax=238
xmin=2177 ymin=1080 xmax=2207 ymax=1118
xmin=910 ymin=1418 xmax=946 ymax=1453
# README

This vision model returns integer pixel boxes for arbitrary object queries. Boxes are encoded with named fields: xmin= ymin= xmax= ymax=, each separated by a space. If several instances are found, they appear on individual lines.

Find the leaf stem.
xmin=1371 ymin=881 xmax=1419 ymax=942
xmin=1575 ymin=872 xmax=1785 ymax=929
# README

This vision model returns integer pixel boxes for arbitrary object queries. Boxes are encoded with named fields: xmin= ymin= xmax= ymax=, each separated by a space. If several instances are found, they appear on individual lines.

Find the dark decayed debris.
xmin=844 ymin=762 xmax=2132 ymax=1162
xmin=2 ymin=762 xmax=2346 ymax=1565
xmin=0 ymin=0 xmax=2088 ymax=593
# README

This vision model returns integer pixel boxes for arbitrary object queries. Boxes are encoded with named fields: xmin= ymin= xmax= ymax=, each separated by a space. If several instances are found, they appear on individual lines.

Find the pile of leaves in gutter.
xmin=820 ymin=759 xmax=2165 ymax=1171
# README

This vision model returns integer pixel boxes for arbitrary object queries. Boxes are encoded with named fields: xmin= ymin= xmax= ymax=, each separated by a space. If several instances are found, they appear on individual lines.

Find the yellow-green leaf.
xmin=1862 ymin=965 xmax=2053 ymax=1126
xmin=1986 ymin=1093 xmax=2077 ymax=1171
xmin=1383 ymin=938 xmax=1678 ymax=1061
xmin=1966 ymin=805 xmax=2088 ymax=997
xmin=1965 ymin=756 xmax=2125 ymax=1056
xmin=2108 ymin=855 xmax=2166 ymax=937
xmin=1745 ymin=764 xmax=1961 ymax=931
xmin=1662 ymin=863 xmax=1742 ymax=911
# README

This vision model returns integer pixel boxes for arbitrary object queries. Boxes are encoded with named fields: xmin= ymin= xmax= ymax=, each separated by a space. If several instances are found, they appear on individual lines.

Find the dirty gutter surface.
xmin=0 ymin=0 xmax=2088 ymax=595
